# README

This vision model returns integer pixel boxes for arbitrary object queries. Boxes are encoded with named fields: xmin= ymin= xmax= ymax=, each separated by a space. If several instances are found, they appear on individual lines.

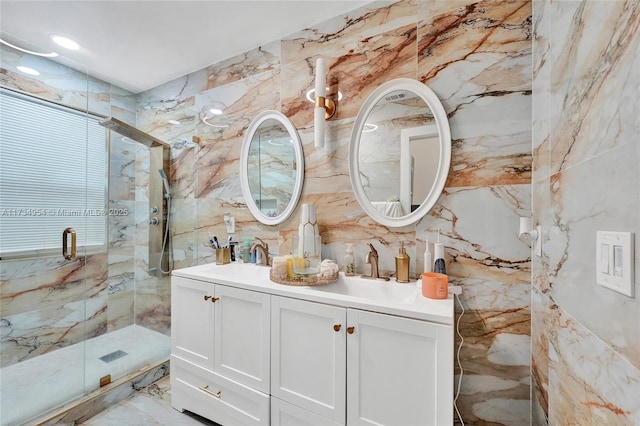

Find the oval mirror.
xmin=349 ymin=78 xmax=451 ymax=228
xmin=240 ymin=110 xmax=304 ymax=225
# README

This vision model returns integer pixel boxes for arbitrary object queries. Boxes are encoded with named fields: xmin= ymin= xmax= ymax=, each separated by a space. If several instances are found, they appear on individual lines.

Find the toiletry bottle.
xmin=433 ymin=242 xmax=446 ymax=274
xmin=242 ymin=237 xmax=251 ymax=263
xmin=423 ymin=237 xmax=432 ymax=273
xmin=344 ymin=243 xmax=355 ymax=276
xmin=395 ymin=241 xmax=410 ymax=283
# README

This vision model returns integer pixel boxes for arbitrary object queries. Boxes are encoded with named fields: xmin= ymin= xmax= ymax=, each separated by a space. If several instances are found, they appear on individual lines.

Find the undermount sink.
xmin=194 ymin=262 xmax=418 ymax=302
xmin=311 ymin=274 xmax=419 ymax=303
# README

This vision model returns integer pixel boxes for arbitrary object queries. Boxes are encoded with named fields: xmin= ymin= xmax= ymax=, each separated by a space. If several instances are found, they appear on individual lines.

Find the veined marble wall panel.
xmin=281 ymin=2 xmax=418 ymax=127
xmin=196 ymin=70 xmax=280 ymax=144
xmin=206 ymin=41 xmax=281 ymax=90
xmin=548 ymin=306 xmax=640 ymax=425
xmin=548 ymin=142 xmax=640 ymax=369
xmin=169 ymin=198 xmax=197 ymax=269
xmin=547 ymin=1 xmax=640 ymax=176
xmin=532 ymin=0 xmax=550 ymax=186
xmin=532 ymin=1 xmax=640 ymax=424
xmin=107 ymin=200 xmax=135 ymax=332
xmin=417 ymin=1 xmax=532 ymax=189
xmin=531 ymin=286 xmax=549 ymax=426
xmin=134 ymin=1 xmax=532 ymax=424
xmin=109 ymin=135 xmax=137 ymax=201
xmin=0 ymin=254 xmax=108 ymax=367
xmin=110 ymin=85 xmax=137 ymax=125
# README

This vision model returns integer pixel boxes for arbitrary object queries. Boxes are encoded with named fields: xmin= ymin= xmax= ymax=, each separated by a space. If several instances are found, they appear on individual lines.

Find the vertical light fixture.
xmin=314 ymin=58 xmax=336 ymax=149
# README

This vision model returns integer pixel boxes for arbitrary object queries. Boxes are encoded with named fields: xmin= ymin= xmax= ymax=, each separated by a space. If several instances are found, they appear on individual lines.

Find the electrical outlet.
xmin=596 ymin=231 xmax=634 ymax=297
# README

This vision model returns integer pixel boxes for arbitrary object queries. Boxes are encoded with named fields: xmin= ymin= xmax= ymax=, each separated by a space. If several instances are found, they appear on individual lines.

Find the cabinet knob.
xmin=204 ymin=295 xmax=212 ymax=301
xmin=333 ymin=324 xmax=341 ymax=332
xmin=210 ymin=297 xmax=219 ymax=303
xmin=347 ymin=326 xmax=355 ymax=334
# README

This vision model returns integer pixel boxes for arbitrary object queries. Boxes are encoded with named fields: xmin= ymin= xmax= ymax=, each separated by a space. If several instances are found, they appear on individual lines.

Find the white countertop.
xmin=172 ymin=263 xmax=454 ymax=326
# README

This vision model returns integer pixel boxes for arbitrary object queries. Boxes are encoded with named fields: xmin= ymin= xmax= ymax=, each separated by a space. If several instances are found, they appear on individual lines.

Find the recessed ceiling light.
xmin=0 ymin=38 xmax=58 ymax=57
xmin=50 ymin=35 xmax=80 ymax=50
xmin=16 ymin=65 xmax=40 ymax=76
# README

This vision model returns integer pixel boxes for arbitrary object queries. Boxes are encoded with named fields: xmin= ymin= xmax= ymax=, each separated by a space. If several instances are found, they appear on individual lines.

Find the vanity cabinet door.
xmin=346 ymin=309 xmax=453 ymax=426
xmin=271 ymin=296 xmax=347 ymax=424
xmin=214 ymin=284 xmax=271 ymax=393
xmin=171 ymin=276 xmax=215 ymax=368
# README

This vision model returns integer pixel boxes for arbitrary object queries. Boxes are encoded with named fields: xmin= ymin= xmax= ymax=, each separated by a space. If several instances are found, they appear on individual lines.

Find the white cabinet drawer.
xmin=171 ymin=356 xmax=269 ymax=425
xmin=271 ymin=397 xmax=342 ymax=426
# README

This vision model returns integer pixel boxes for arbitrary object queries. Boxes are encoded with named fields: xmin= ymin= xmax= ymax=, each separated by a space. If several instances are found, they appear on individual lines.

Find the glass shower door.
xmin=0 ymin=45 xmax=98 ymax=425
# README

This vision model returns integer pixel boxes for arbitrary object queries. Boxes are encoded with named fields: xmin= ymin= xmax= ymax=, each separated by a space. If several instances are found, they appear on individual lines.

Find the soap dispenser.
xmin=395 ymin=241 xmax=410 ymax=283
xmin=344 ymin=243 xmax=355 ymax=276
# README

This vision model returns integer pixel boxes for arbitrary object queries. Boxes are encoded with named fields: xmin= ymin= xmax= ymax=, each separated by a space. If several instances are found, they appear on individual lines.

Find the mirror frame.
xmin=240 ymin=110 xmax=305 ymax=225
xmin=349 ymin=78 xmax=451 ymax=228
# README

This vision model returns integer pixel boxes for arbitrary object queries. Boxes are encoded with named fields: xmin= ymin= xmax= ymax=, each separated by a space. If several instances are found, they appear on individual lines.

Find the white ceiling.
xmin=0 ymin=1 xmax=369 ymax=94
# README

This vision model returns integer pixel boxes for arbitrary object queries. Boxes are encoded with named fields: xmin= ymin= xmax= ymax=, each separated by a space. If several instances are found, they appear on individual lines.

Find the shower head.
xmin=99 ymin=117 xmax=169 ymax=148
xmin=158 ymin=169 xmax=171 ymax=196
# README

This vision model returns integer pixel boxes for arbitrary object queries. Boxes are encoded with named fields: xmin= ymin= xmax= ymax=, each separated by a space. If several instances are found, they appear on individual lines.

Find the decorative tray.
xmin=269 ymin=269 xmax=338 ymax=287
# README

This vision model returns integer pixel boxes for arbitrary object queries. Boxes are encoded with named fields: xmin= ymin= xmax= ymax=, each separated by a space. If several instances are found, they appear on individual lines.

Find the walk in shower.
xmin=0 ymin=40 xmax=171 ymax=425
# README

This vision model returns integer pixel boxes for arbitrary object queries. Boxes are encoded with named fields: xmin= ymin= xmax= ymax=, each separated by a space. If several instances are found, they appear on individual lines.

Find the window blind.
xmin=0 ymin=88 xmax=107 ymax=257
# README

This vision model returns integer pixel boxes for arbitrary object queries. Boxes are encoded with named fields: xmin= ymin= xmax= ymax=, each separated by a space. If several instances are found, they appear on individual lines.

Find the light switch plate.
xmin=596 ymin=231 xmax=634 ymax=297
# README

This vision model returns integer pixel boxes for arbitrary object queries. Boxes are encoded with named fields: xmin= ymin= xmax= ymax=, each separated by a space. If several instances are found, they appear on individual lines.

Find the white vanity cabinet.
xmin=271 ymin=296 xmax=347 ymax=424
xmin=346 ymin=309 xmax=453 ymax=426
xmin=270 ymin=297 xmax=453 ymax=426
xmin=171 ymin=275 xmax=271 ymax=425
xmin=171 ymin=264 xmax=454 ymax=426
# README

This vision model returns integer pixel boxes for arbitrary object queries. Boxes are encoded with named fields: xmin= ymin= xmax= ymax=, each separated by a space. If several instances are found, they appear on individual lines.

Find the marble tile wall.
xmin=532 ymin=1 xmax=640 ymax=424
xmin=0 ymin=45 xmax=166 ymax=368
xmin=138 ymin=1 xmax=532 ymax=424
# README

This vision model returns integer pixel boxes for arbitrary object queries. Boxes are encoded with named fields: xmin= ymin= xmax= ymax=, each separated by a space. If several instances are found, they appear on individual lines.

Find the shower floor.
xmin=0 ymin=324 xmax=170 ymax=426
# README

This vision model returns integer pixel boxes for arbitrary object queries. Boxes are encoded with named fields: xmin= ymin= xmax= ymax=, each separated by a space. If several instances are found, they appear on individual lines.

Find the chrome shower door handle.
xmin=62 ymin=227 xmax=76 ymax=260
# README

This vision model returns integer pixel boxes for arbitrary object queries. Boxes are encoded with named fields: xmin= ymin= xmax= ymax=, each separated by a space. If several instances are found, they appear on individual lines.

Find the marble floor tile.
xmin=81 ymin=376 xmax=218 ymax=426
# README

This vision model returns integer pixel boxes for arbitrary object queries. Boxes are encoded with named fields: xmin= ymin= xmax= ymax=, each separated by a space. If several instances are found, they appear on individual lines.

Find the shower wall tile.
xmin=107 ymin=200 xmax=135 ymax=332
xmin=0 ymin=46 xmax=90 ymax=111
xmin=134 ymin=275 xmax=170 ymax=336
xmin=107 ymin=290 xmax=134 ymax=332
xmin=109 ymin=135 xmax=137 ymax=201
xmin=0 ymin=253 xmax=108 ymax=367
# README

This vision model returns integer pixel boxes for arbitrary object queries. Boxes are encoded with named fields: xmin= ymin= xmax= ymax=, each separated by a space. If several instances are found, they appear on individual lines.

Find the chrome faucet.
xmin=251 ymin=237 xmax=270 ymax=266
xmin=362 ymin=243 xmax=389 ymax=281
